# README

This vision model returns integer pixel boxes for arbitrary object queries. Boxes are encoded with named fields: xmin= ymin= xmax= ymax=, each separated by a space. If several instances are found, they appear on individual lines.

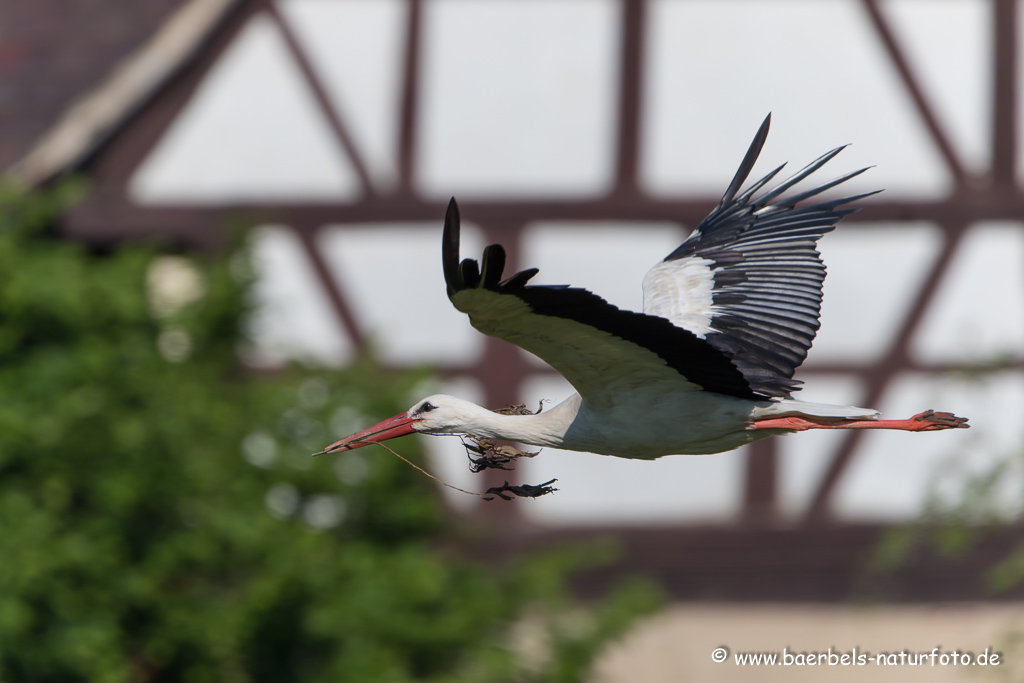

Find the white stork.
xmin=317 ymin=115 xmax=968 ymax=461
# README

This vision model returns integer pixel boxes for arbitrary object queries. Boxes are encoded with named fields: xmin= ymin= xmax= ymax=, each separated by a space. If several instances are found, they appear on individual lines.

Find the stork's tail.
xmin=753 ymin=399 xmax=880 ymax=421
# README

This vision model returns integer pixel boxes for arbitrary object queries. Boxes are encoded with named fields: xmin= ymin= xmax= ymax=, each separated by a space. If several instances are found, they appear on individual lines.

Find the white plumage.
xmin=318 ymin=115 xmax=968 ymax=462
xmin=642 ymin=257 xmax=718 ymax=338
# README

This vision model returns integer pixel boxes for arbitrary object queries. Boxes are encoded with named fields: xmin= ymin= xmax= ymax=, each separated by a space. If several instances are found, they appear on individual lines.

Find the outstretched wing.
xmin=643 ymin=114 xmax=878 ymax=397
xmin=442 ymin=199 xmax=763 ymax=405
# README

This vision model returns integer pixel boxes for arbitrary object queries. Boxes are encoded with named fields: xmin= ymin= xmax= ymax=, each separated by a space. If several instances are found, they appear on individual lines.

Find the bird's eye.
xmin=419 ymin=402 xmax=437 ymax=414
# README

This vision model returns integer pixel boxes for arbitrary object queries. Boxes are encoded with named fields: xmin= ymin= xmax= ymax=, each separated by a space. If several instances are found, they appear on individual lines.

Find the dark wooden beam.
xmin=992 ymin=0 xmax=1017 ymax=188
xmin=613 ymin=0 xmax=647 ymax=196
xmin=268 ymin=2 xmax=377 ymax=197
xmin=397 ymin=0 xmax=423 ymax=194
xmin=427 ymin=359 xmax=1024 ymax=383
xmin=742 ymin=439 xmax=778 ymax=524
xmin=474 ymin=523 xmax=1024 ymax=603
xmin=60 ymin=192 xmax=1024 ymax=248
xmin=292 ymin=224 xmax=367 ymax=349
xmin=861 ymin=0 xmax=968 ymax=187
xmin=804 ymin=219 xmax=972 ymax=523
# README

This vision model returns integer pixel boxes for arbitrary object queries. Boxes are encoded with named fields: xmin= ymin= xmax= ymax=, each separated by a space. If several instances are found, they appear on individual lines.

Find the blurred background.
xmin=3 ymin=0 xmax=1024 ymax=680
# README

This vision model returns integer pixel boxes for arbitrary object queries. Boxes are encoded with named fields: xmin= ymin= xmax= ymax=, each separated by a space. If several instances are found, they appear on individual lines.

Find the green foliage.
xmin=869 ymin=439 xmax=1024 ymax=595
xmin=534 ymin=578 xmax=662 ymax=683
xmin=0 ymin=185 xmax=661 ymax=682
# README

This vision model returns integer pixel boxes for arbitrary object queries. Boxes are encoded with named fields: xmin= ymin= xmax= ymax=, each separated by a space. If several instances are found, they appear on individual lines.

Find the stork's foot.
xmin=464 ymin=436 xmax=540 ymax=473
xmin=483 ymin=479 xmax=558 ymax=501
xmin=909 ymin=410 xmax=970 ymax=431
xmin=751 ymin=409 xmax=970 ymax=432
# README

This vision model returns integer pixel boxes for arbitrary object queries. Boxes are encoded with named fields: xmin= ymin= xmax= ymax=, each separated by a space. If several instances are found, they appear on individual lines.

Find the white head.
xmin=315 ymin=394 xmax=487 ymax=454
xmin=404 ymin=394 xmax=493 ymax=434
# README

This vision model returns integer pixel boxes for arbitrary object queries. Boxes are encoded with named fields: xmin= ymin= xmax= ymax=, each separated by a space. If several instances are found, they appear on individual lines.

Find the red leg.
xmin=750 ymin=410 xmax=969 ymax=432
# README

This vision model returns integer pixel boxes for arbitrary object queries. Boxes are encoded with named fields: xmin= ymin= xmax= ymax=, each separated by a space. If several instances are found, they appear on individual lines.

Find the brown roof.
xmin=0 ymin=0 xmax=196 ymax=172
xmin=2 ymin=0 xmax=243 ymax=187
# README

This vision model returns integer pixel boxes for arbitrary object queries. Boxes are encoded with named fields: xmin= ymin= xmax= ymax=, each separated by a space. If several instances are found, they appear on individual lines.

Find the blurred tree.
xmin=871 ymin=441 xmax=1024 ymax=592
xmin=0 ymin=185 xmax=659 ymax=683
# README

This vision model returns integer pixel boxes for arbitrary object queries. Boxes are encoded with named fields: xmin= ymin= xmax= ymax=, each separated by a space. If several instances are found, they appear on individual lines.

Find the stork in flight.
xmin=318 ymin=115 xmax=968 ymax=462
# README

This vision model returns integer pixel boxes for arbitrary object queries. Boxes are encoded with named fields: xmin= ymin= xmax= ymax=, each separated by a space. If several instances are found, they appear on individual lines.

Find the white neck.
xmin=448 ymin=395 xmax=581 ymax=448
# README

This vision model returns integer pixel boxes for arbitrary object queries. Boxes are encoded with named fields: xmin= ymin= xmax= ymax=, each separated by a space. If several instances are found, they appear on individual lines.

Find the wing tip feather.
xmin=721 ymin=113 xmax=772 ymax=207
xmin=443 ymin=197 xmax=462 ymax=297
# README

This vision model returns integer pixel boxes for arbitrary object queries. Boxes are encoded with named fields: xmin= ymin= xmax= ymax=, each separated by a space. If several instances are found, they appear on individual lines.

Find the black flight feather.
xmin=661 ymin=116 xmax=880 ymax=397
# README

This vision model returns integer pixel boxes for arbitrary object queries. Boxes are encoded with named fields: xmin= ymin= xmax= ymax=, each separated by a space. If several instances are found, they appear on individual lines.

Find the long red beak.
xmin=313 ymin=412 xmax=419 ymax=456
